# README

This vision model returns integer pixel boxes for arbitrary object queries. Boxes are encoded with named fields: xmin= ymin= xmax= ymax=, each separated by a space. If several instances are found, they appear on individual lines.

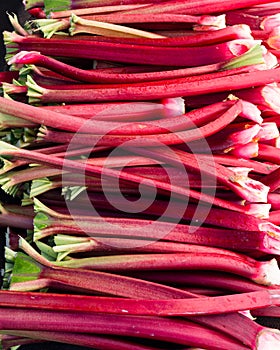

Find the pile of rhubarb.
xmin=3 ymin=0 xmax=280 ymax=349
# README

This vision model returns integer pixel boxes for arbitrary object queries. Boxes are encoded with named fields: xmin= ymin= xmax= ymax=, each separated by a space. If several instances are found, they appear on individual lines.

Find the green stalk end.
xmin=1 ymin=180 xmax=20 ymax=197
xmin=3 ymin=31 xmax=20 ymax=47
xmin=31 ymin=19 xmax=70 ymax=38
xmin=13 ymin=79 xmax=24 ymax=87
xmin=53 ymin=234 xmax=91 ymax=257
xmin=33 ymin=197 xmax=68 ymax=218
xmin=3 ymin=31 xmax=21 ymax=62
xmin=7 ymin=12 xmax=29 ymax=36
xmin=11 ymin=346 xmax=21 ymax=350
xmin=0 ymin=203 xmax=8 ymax=216
xmin=26 ymin=75 xmax=44 ymax=104
xmin=223 ymin=44 xmax=265 ymax=70
xmin=5 ymin=246 xmax=17 ymax=263
xmin=0 ymin=173 xmax=12 ymax=187
xmin=33 ymin=197 xmax=51 ymax=213
xmin=0 ymin=113 xmax=15 ymax=131
xmin=21 ymin=193 xmax=34 ymax=207
xmin=2 ymin=83 xmax=13 ymax=96
xmin=53 ymin=238 xmax=96 ymax=261
xmin=2 ymin=178 xmax=30 ymax=198
xmin=18 ymin=65 xmax=35 ymax=85
xmin=69 ymin=15 xmax=81 ymax=36
xmin=0 ymin=112 xmax=33 ymax=130
xmin=0 ymin=173 xmax=21 ymax=198
xmin=2 ymin=248 xmax=15 ymax=290
xmin=30 ymin=177 xmax=54 ymax=197
xmin=71 ymin=13 xmax=79 ymax=24
xmin=1 ymin=82 xmax=20 ymax=96
xmin=18 ymin=236 xmax=53 ymax=267
xmin=62 ymin=185 xmax=87 ymax=200
xmin=54 ymin=234 xmax=89 ymax=245
xmin=31 ymin=18 xmax=59 ymax=26
xmin=0 ymin=157 xmax=15 ymax=175
xmin=3 ymin=91 xmax=14 ymax=102
xmin=36 ymin=125 xmax=48 ymax=140
xmin=57 ymin=251 xmax=73 ymax=261
xmin=0 ymin=141 xmax=19 ymax=153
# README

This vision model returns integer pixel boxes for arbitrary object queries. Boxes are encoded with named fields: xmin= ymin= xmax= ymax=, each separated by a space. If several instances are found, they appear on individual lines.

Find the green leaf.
xmin=44 ymin=0 xmax=71 ymax=14
xmin=33 ymin=212 xmax=51 ymax=231
xmin=10 ymin=252 xmax=42 ymax=285
xmin=35 ymin=240 xmax=57 ymax=260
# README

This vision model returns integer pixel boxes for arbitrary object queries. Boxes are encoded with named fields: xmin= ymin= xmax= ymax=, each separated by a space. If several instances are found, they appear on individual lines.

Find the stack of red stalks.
xmin=2 ymin=0 xmax=280 ymax=349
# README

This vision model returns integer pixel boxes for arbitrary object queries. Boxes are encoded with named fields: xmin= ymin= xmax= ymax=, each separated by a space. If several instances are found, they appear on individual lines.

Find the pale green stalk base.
xmin=223 ymin=44 xmax=265 ymax=70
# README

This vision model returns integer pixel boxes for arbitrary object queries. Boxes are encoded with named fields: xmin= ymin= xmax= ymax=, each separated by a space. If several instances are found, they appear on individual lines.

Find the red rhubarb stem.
xmin=0 ymin=289 xmax=277 ymax=316
xmin=10 ymin=50 xmax=248 ymax=83
xmin=0 ymin=308 xmax=249 ymax=349
xmin=22 ymin=67 xmax=280 ymax=102
xmin=0 ymin=329 xmax=158 ymax=350
xmin=54 ymin=251 xmax=280 ymax=286
xmin=5 ymin=25 xmax=253 ymax=47
xmin=121 ymin=0 xmax=280 ymax=15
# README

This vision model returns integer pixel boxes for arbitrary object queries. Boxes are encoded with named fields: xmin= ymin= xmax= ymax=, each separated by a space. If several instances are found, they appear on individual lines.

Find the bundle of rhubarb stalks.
xmin=3 ymin=0 xmax=280 ymax=349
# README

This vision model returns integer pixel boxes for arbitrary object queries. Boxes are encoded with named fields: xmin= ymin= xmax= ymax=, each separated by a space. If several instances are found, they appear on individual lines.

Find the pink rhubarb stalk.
xmin=0 ymin=289 xmax=279 ymax=316
xmin=53 ymin=251 xmax=280 ymax=286
xmin=5 ymin=25 xmax=253 ymax=48
xmin=49 ymin=4 xmax=152 ymax=19
xmin=18 ymin=66 xmax=280 ymax=102
xmin=0 ymin=308 xmax=250 ymax=349
xmin=6 ymin=32 xmax=257 ymax=66
xmin=120 ymin=0 xmax=280 ymax=15
xmin=0 ymin=330 xmax=158 ymax=350
xmin=128 ymin=146 xmax=269 ymax=203
xmin=257 ymin=143 xmax=280 ymax=164
xmin=10 ymin=251 xmax=197 ymax=299
xmin=24 ymin=66 xmax=258 ymax=104
xmin=40 ymin=99 xmax=185 ymax=121
xmin=131 ymin=270 xmax=273 ymax=293
xmin=9 ymin=50 xmax=258 ymax=84
xmin=37 ymin=101 xmax=245 ymax=147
